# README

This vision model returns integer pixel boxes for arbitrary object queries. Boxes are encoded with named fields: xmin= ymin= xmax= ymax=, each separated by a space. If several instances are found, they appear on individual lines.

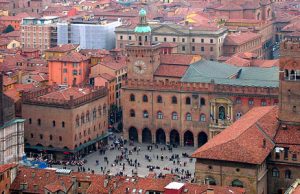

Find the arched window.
xmin=93 ymin=108 xmax=97 ymax=119
xmin=29 ymin=118 xmax=32 ymax=124
xmin=248 ymin=98 xmax=254 ymax=105
xmin=200 ymin=114 xmax=206 ymax=122
xmin=98 ymin=106 xmax=102 ymax=117
xmin=186 ymin=97 xmax=191 ymax=105
xmin=285 ymin=169 xmax=291 ymax=179
xmin=62 ymin=121 xmax=65 ymax=128
xmin=143 ymin=110 xmax=149 ymax=118
xmin=200 ymin=98 xmax=206 ymax=106
xmin=186 ymin=113 xmax=192 ymax=121
xmin=157 ymin=111 xmax=163 ymax=119
xmin=143 ymin=95 xmax=148 ymax=102
xmin=272 ymin=168 xmax=279 ymax=177
xmin=157 ymin=95 xmax=162 ymax=103
xmin=52 ymin=120 xmax=56 ymax=127
xmin=285 ymin=69 xmax=289 ymax=79
xmin=86 ymin=111 xmax=90 ymax=122
xmin=261 ymin=99 xmax=267 ymax=106
xmin=81 ymin=113 xmax=85 ymax=124
xmin=130 ymin=109 xmax=135 ymax=117
xmin=76 ymin=115 xmax=79 ymax=127
xmin=232 ymin=179 xmax=243 ymax=188
xmin=130 ymin=94 xmax=135 ymax=101
xmin=103 ymin=104 xmax=107 ymax=115
xmin=172 ymin=112 xmax=178 ymax=120
xmin=172 ymin=96 xmax=177 ymax=104
xmin=235 ymin=97 xmax=241 ymax=104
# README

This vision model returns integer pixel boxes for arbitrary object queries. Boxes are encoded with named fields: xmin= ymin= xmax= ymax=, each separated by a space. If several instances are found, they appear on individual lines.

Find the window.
xmin=40 ymin=134 xmax=43 ymax=140
xmin=201 ymin=47 xmax=204 ymax=52
xmin=50 ymin=135 xmax=52 ymax=141
xmin=98 ymin=106 xmax=102 ymax=117
xmin=200 ymin=98 xmax=206 ymax=106
xmin=76 ymin=115 xmax=79 ymax=127
xmin=231 ymin=179 xmax=243 ymax=188
xmin=62 ymin=121 xmax=65 ymax=128
xmin=86 ymin=111 xmax=90 ymax=122
xmin=157 ymin=111 xmax=163 ymax=119
xmin=130 ymin=94 xmax=135 ymax=101
xmin=172 ymin=112 xmax=178 ymax=120
xmin=261 ymin=99 xmax=267 ymax=106
xmin=130 ymin=109 xmax=135 ymax=117
xmin=210 ymin=39 xmax=213 ymax=43
xmin=164 ymin=37 xmax=167 ymax=42
xmin=186 ymin=113 xmax=192 ymax=121
xmin=201 ymin=39 xmax=204 ymax=43
xmin=182 ymin=38 xmax=185 ymax=42
xmin=236 ymin=112 xmax=242 ymax=119
xmin=120 ymin=35 xmax=123 ymax=40
xmin=192 ymin=38 xmax=195 ymax=42
xmin=73 ymin=70 xmax=78 ymax=75
xmin=59 ymin=136 xmax=62 ymax=141
xmin=200 ymin=114 xmax=206 ymax=122
xmin=129 ymin=36 xmax=131 ymax=40
xmin=143 ymin=95 xmax=148 ymax=102
xmin=186 ymin=97 xmax=191 ymax=105
xmin=292 ymin=154 xmax=297 ymax=161
xmin=172 ymin=96 xmax=177 ymax=104
xmin=93 ymin=108 xmax=97 ymax=119
xmin=248 ymin=98 xmax=254 ymax=105
xmin=29 ymin=118 xmax=32 ymax=124
xmin=143 ymin=110 xmax=149 ymax=118
xmin=31 ymin=133 xmax=34 ymax=138
xmin=155 ymin=37 xmax=158 ymax=41
xmin=173 ymin=38 xmax=176 ymax=42
xmin=272 ymin=168 xmax=279 ymax=177
xmin=285 ymin=169 xmax=291 ymax=179
xmin=284 ymin=148 xmax=289 ymax=160
xmin=182 ymin=46 xmax=185 ymax=51
xmin=210 ymin=47 xmax=213 ymax=52
xmin=103 ymin=105 xmax=107 ymax=115
xmin=192 ymin=46 xmax=195 ymax=52
xmin=236 ymin=97 xmax=241 ymax=104
xmin=37 ymin=119 xmax=41 ymax=126
xmin=81 ymin=113 xmax=85 ymax=124
xmin=52 ymin=120 xmax=55 ymax=127
xmin=63 ymin=68 xmax=67 ymax=73
xmin=157 ymin=96 xmax=162 ymax=103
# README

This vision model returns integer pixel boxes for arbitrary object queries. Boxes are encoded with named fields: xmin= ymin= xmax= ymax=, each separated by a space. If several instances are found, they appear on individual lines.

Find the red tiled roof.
xmin=251 ymin=59 xmax=279 ymax=68
xmin=0 ymin=163 xmax=17 ymax=173
xmin=38 ymin=87 xmax=94 ymax=101
xmin=160 ymin=54 xmax=199 ymax=65
xmin=48 ymin=51 xmax=89 ymax=62
xmin=192 ymin=106 xmax=278 ymax=164
xmin=224 ymin=32 xmax=262 ymax=46
xmin=225 ymin=56 xmax=250 ymax=67
xmin=154 ymin=64 xmax=189 ymax=78
xmin=101 ymin=56 xmax=127 ymax=70
xmin=45 ymin=44 xmax=79 ymax=52
xmin=274 ymin=125 xmax=300 ymax=145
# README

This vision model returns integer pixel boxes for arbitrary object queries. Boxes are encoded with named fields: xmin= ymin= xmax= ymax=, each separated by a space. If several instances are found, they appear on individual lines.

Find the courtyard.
xmin=53 ymin=133 xmax=197 ymax=181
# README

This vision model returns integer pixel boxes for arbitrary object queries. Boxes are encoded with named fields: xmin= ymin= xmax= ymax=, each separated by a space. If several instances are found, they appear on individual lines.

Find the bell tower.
xmin=279 ymin=37 xmax=300 ymax=124
xmin=126 ymin=8 xmax=161 ymax=81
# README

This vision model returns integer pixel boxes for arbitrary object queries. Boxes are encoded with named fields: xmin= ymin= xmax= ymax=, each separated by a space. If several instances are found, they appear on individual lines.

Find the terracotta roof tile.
xmin=45 ymin=44 xmax=79 ymax=52
xmin=154 ymin=64 xmax=189 ymax=78
xmin=160 ymin=54 xmax=201 ymax=65
xmin=191 ymin=106 xmax=278 ymax=164
xmin=0 ymin=163 xmax=17 ymax=173
xmin=224 ymin=32 xmax=262 ymax=46
xmin=48 ymin=51 xmax=89 ymax=62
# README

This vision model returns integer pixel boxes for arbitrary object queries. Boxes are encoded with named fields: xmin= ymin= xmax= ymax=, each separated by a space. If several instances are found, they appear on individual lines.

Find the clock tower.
xmin=126 ymin=8 xmax=161 ymax=81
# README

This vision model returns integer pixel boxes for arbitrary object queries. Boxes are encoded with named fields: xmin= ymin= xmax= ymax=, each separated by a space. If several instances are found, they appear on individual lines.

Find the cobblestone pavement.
xmin=53 ymin=134 xmax=197 ymax=180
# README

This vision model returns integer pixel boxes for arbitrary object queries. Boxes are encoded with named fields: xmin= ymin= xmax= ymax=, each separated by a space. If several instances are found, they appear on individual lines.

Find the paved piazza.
xmin=53 ymin=134 xmax=196 ymax=181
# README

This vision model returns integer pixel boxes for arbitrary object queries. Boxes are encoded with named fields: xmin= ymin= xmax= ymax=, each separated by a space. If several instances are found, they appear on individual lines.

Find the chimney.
xmin=207 ymin=188 xmax=214 ymax=194
xmin=104 ymin=179 xmax=109 ymax=187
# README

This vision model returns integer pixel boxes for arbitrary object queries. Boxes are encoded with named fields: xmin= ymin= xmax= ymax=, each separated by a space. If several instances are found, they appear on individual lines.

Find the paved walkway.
xmin=53 ymin=134 xmax=197 ymax=180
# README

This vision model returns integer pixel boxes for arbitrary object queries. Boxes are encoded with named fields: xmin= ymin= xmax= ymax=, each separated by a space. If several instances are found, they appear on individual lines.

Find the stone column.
xmin=230 ymin=106 xmax=233 ymax=121
xmin=165 ymin=131 xmax=170 ymax=145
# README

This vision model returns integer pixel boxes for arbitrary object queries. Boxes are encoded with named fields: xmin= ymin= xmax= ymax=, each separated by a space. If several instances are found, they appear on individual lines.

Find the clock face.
xmin=133 ymin=60 xmax=147 ymax=74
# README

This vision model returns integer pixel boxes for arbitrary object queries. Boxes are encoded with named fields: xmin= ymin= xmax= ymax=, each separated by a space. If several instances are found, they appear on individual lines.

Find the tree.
xmin=3 ymin=25 xmax=14 ymax=34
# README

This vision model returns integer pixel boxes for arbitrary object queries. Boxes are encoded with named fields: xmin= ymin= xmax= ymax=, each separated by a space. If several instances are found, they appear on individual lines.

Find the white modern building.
xmin=57 ymin=17 xmax=121 ymax=50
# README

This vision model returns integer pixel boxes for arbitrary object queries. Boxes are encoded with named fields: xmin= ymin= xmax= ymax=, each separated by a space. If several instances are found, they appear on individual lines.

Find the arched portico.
xmin=198 ymin=132 xmax=208 ymax=147
xmin=129 ymin=127 xmax=138 ymax=142
xmin=184 ymin=130 xmax=194 ymax=146
xmin=142 ymin=128 xmax=152 ymax=143
xmin=170 ymin=129 xmax=180 ymax=146
xmin=156 ymin=128 xmax=166 ymax=144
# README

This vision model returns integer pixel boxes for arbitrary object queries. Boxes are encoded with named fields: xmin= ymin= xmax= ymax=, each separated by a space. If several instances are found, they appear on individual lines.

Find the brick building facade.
xmin=191 ymin=38 xmax=300 ymax=194
xmin=22 ymin=86 xmax=109 ymax=159
xmin=122 ymin=10 xmax=279 ymax=147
